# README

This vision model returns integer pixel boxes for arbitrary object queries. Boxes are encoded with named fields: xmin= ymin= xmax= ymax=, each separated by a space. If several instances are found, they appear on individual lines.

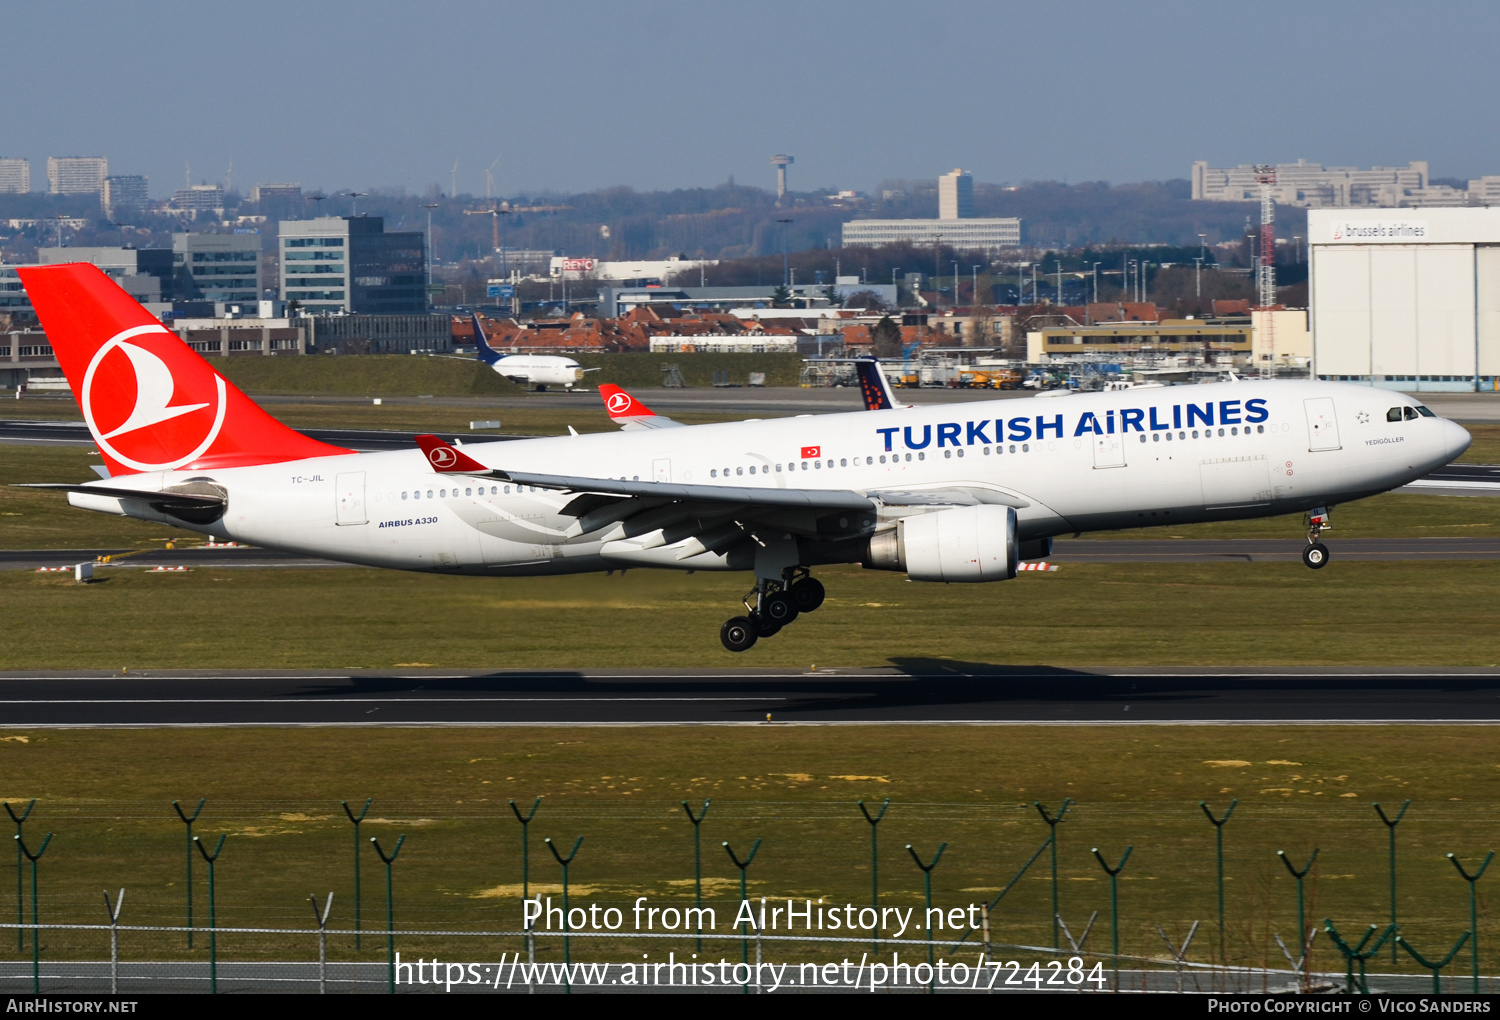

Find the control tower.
xmin=770 ymin=154 xmax=793 ymax=202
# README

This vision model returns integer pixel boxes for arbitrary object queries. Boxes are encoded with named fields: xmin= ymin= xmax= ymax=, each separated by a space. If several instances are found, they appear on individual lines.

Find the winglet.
xmin=854 ymin=356 xmax=903 ymax=410
xmin=472 ymin=314 xmax=502 ymax=366
xmin=598 ymin=384 xmax=655 ymax=420
xmin=414 ymin=434 xmax=492 ymax=473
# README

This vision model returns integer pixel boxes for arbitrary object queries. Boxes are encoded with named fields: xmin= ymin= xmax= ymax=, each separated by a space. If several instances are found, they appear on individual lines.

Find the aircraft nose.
xmin=1441 ymin=418 xmax=1472 ymax=463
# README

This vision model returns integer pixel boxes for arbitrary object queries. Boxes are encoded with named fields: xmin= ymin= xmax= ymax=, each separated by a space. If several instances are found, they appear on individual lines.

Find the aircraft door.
xmin=1304 ymin=398 xmax=1341 ymax=451
xmin=335 ymin=472 xmax=368 ymax=525
xmin=653 ymin=458 xmax=672 ymax=482
xmin=1092 ymin=434 xmax=1126 ymax=469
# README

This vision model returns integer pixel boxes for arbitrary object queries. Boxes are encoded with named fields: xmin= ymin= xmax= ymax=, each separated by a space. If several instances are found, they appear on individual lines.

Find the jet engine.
xmin=862 ymin=505 xmax=1019 ymax=582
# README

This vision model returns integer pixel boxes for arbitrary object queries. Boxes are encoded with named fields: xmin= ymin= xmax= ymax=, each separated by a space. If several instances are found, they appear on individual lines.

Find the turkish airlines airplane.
xmin=20 ymin=264 xmax=1472 ymax=651
xmin=473 ymin=314 xmax=589 ymax=390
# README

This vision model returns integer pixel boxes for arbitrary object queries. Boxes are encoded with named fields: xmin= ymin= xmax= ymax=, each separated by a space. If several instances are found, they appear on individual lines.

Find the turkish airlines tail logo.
xmin=599 ymin=384 xmax=654 ymax=418
xmin=18 ymin=263 xmax=351 ymax=475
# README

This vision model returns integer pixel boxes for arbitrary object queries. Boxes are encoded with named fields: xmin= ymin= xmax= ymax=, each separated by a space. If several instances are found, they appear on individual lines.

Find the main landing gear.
xmin=720 ymin=568 xmax=826 ymax=652
xmin=1302 ymin=507 xmax=1331 ymax=570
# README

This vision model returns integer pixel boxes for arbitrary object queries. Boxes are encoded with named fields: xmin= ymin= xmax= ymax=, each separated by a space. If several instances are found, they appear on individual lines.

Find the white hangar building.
xmin=1309 ymin=207 xmax=1500 ymax=392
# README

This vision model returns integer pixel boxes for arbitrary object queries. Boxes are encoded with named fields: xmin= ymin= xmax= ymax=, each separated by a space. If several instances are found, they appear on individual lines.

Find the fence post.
xmin=1397 ymin=931 xmax=1470 ymax=995
xmin=1448 ymin=851 xmax=1494 ymax=994
xmin=103 ymin=888 xmax=125 ymax=994
xmin=1199 ymin=799 xmax=1237 ymax=955
xmin=509 ymin=796 xmax=541 ymax=973
xmin=1091 ymin=845 xmax=1134 ymax=991
xmin=545 ymin=835 xmax=583 ymax=995
xmin=1323 ymin=919 xmax=1395 ymax=994
xmin=905 ymin=841 xmax=947 ymax=991
xmin=723 ymin=838 xmax=762 ymax=994
xmin=171 ymin=799 xmax=205 ymax=949
xmin=4 ymin=799 xmax=35 ymax=954
xmin=681 ymin=799 xmax=710 ymax=953
xmin=1373 ymin=799 xmax=1411 ymax=963
xmin=309 ymin=892 xmax=334 ymax=995
xmin=340 ymin=798 xmax=371 ymax=949
xmin=1035 ymin=798 xmax=1073 ymax=950
xmin=192 ymin=834 xmax=225 ymax=994
xmin=370 ymin=835 xmax=405 ymax=995
xmin=1277 ymin=846 xmax=1319 ymax=971
xmin=16 ymin=832 xmax=51 ymax=994
xmin=857 ymin=798 xmax=890 ymax=954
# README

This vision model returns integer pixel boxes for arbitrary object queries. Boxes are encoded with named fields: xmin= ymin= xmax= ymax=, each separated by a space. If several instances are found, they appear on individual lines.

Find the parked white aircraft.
xmin=21 ymin=264 xmax=1472 ymax=651
xmin=472 ymin=314 xmax=589 ymax=390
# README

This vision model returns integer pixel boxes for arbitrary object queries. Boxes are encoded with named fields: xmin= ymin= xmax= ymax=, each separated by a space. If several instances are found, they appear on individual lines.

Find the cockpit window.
xmin=1415 ymin=405 xmax=1436 ymax=418
xmin=1387 ymin=407 xmax=1403 ymax=422
xmin=1403 ymin=406 xmax=1419 ymax=420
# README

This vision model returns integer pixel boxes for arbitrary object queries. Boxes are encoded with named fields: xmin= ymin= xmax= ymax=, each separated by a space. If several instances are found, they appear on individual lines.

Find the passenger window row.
xmin=1142 ymin=425 xmax=1266 ymax=442
xmin=707 ymin=445 xmax=1039 ymax=479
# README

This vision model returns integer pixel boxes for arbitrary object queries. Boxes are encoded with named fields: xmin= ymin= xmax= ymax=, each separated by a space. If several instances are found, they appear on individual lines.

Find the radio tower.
xmin=1253 ymin=164 xmax=1277 ymax=377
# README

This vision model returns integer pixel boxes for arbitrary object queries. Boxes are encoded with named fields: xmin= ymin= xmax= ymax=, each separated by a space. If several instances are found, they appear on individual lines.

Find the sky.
xmin=8 ymin=0 xmax=1499 ymax=199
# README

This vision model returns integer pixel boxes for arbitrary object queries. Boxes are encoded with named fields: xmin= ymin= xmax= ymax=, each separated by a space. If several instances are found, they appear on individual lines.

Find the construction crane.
xmin=1252 ymin=164 xmax=1277 ymax=378
xmin=463 ymin=202 xmax=511 ymax=277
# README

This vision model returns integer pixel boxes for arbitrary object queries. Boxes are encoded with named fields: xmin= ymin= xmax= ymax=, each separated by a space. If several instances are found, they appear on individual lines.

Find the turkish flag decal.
xmin=800 ymin=445 xmax=821 ymax=459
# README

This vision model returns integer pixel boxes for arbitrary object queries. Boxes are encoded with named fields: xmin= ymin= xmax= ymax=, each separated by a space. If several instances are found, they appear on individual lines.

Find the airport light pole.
xmin=776 ymin=218 xmax=792 ymax=288
xmin=973 ymin=265 xmax=983 ymax=309
xmin=346 ymin=192 xmax=367 ymax=216
xmin=1194 ymin=256 xmax=1205 ymax=298
xmin=423 ymin=203 xmax=439 ymax=302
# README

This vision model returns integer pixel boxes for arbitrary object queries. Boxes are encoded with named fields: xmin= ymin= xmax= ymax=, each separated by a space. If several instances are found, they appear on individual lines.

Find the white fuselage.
xmin=488 ymin=354 xmax=585 ymax=389
xmin=71 ymin=380 xmax=1470 ymax=577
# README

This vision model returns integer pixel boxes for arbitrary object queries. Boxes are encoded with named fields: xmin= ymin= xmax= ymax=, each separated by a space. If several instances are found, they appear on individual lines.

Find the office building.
xmin=47 ymin=156 xmax=108 ymax=195
xmin=102 ymin=175 xmax=149 ymax=219
xmin=0 ymin=159 xmax=30 ymax=194
xmin=841 ymin=217 xmax=1020 ymax=251
xmin=1193 ymin=159 xmax=1433 ymax=208
xmin=279 ymin=216 xmax=426 ymax=314
xmin=1308 ymin=207 xmax=1500 ymax=391
xmin=173 ymin=233 xmax=262 ymax=303
xmin=173 ymin=184 xmax=225 ymax=212
xmin=939 ymin=168 xmax=974 ymax=219
xmin=38 ymin=246 xmax=174 ymax=305
xmin=250 ymin=183 xmax=301 ymax=202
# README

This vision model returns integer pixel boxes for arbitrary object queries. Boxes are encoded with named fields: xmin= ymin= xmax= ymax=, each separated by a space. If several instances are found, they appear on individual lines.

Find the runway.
xmin=6 ymin=536 xmax=1500 ymax=572
xmin=1 ymin=667 xmax=1499 ymax=725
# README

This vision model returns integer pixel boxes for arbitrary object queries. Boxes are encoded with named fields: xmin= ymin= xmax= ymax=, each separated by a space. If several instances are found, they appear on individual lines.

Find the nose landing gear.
xmin=1302 ymin=507 xmax=1331 ymax=570
xmin=719 ymin=568 xmax=826 ymax=652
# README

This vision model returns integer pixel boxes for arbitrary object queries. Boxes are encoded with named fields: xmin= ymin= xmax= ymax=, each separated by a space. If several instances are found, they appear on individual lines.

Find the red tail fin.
xmin=413 ymin=434 xmax=491 ymax=474
xmin=598 ymin=383 xmax=656 ymax=420
xmin=18 ymin=263 xmax=351 ymax=475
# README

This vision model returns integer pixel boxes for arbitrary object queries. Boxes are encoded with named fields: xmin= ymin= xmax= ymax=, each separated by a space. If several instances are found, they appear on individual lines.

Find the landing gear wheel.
xmin=720 ymin=616 xmax=758 ymax=652
xmin=791 ymin=577 xmax=826 ymax=613
xmin=752 ymin=612 xmax=782 ymax=638
xmin=1302 ymin=543 xmax=1330 ymax=570
xmin=761 ymin=591 xmax=798 ymax=626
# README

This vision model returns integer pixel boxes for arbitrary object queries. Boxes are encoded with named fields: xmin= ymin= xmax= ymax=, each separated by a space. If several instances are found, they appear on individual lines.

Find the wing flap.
xmin=499 ymin=469 xmax=876 ymax=514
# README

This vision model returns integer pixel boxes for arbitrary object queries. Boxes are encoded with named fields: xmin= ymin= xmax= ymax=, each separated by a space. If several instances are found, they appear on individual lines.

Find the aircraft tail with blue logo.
xmin=472 ymin=314 xmax=504 ymax=366
xmin=854 ymin=355 xmax=907 ymax=411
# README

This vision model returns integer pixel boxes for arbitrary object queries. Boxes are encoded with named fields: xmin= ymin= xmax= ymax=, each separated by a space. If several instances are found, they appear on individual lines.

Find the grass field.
xmin=207 ymin=352 xmax=808 ymax=396
xmin=0 ymin=725 xmax=1497 ymax=979
xmin=2 ymin=557 xmax=1499 ymax=670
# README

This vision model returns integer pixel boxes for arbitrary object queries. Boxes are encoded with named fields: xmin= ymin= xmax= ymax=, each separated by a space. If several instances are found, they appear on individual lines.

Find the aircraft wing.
xmin=501 ymin=470 xmax=875 ymax=511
